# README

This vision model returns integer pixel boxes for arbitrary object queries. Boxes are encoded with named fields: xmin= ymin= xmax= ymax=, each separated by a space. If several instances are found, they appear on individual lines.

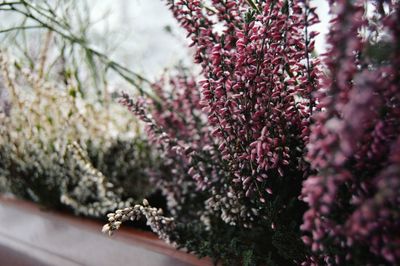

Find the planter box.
xmin=0 ymin=196 xmax=212 ymax=266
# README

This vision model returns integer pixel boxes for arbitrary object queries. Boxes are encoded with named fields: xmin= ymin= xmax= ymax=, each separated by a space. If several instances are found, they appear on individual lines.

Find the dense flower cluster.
xmin=133 ymin=70 xmax=212 ymax=217
xmin=60 ymin=142 xmax=134 ymax=216
xmin=119 ymin=85 xmax=207 ymax=220
xmin=107 ymin=0 xmax=400 ymax=265
xmin=109 ymin=1 xmax=321 ymax=264
xmin=165 ymin=0 xmax=319 ymax=222
xmin=0 ymin=51 xmax=154 ymax=216
xmin=302 ymin=1 xmax=400 ymax=264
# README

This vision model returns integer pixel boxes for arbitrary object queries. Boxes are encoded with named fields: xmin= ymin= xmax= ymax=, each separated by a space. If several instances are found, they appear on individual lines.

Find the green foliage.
xmin=172 ymin=215 xmax=306 ymax=266
xmin=160 ymin=179 xmax=307 ymax=265
xmin=87 ymin=137 xmax=154 ymax=200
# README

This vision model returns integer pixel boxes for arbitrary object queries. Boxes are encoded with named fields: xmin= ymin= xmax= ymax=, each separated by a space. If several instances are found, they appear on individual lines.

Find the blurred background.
xmin=1 ymin=0 xmax=330 ymax=93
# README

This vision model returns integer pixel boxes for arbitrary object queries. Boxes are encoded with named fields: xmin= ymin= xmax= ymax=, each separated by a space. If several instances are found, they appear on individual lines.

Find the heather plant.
xmin=104 ymin=0 xmax=320 ymax=264
xmin=0 ymin=0 xmax=162 ymax=217
xmin=0 ymin=50 xmax=154 ymax=216
xmin=104 ymin=0 xmax=400 ymax=265
xmin=301 ymin=1 xmax=400 ymax=265
xmin=1 ymin=0 xmax=398 ymax=265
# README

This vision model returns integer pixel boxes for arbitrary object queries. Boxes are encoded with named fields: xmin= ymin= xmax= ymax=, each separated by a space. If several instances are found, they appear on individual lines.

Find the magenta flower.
xmin=302 ymin=1 xmax=400 ymax=264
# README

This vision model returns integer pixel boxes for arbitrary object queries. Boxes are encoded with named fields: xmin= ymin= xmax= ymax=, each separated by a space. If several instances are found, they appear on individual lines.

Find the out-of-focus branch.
xmin=0 ymin=0 xmax=159 ymax=101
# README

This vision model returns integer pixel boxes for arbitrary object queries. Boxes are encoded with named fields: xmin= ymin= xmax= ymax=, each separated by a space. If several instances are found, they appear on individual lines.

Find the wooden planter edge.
xmin=0 ymin=195 xmax=212 ymax=266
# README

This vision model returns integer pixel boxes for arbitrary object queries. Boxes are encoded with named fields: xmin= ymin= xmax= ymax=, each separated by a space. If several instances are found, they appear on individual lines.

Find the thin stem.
xmin=0 ymin=25 xmax=44 ymax=33
xmin=245 ymin=0 xmax=261 ymax=13
xmin=303 ymin=0 xmax=315 ymax=116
